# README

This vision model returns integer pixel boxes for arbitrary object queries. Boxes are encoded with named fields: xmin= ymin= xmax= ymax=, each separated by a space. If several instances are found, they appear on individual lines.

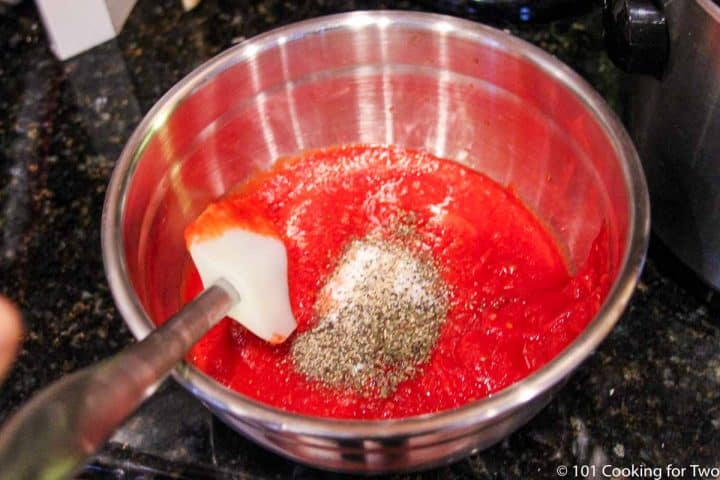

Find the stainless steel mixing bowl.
xmin=102 ymin=11 xmax=649 ymax=473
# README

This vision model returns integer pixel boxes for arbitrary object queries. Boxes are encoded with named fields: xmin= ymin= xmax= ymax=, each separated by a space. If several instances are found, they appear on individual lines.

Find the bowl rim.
xmin=698 ymin=0 xmax=720 ymax=20
xmin=101 ymin=10 xmax=650 ymax=439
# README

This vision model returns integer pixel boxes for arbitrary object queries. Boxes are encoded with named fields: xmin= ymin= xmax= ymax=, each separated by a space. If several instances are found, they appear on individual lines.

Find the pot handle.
xmin=603 ymin=0 xmax=669 ymax=76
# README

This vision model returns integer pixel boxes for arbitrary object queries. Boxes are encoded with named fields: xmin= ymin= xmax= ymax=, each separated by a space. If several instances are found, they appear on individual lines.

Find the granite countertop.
xmin=1 ymin=1 xmax=719 ymax=479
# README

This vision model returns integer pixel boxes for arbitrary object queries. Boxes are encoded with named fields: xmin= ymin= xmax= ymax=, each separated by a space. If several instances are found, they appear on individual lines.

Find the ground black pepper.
xmin=291 ymin=215 xmax=449 ymax=398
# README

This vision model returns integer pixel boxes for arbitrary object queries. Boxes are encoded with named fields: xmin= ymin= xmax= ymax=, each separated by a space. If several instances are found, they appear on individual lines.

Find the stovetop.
xmin=1 ymin=1 xmax=719 ymax=479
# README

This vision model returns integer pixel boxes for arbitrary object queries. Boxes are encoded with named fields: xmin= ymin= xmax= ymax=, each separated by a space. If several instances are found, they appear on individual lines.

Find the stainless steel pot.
xmin=619 ymin=0 xmax=720 ymax=290
xmin=102 ymin=11 xmax=649 ymax=473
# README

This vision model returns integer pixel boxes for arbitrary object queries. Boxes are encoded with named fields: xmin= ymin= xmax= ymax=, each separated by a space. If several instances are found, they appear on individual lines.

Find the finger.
xmin=0 ymin=296 xmax=22 ymax=382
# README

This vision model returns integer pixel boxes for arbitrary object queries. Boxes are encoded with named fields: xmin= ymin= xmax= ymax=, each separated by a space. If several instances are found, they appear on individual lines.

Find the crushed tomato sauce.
xmin=178 ymin=144 xmax=610 ymax=419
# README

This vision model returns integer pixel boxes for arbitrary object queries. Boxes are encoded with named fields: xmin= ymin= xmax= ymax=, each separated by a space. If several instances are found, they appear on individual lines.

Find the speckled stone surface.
xmin=0 ymin=1 xmax=718 ymax=479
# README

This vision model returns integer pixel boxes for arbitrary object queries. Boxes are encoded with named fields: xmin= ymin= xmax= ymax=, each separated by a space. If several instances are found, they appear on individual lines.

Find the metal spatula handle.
xmin=0 ymin=281 xmax=237 ymax=480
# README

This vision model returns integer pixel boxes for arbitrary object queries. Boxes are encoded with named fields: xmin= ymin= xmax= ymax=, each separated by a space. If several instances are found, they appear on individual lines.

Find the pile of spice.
xmin=291 ymin=225 xmax=449 ymax=398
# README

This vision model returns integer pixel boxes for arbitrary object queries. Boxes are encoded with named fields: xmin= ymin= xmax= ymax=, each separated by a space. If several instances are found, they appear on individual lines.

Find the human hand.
xmin=0 ymin=297 xmax=22 ymax=382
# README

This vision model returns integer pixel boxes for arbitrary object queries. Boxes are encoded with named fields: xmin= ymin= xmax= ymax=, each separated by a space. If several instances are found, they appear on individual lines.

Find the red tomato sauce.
xmin=179 ymin=144 xmax=610 ymax=419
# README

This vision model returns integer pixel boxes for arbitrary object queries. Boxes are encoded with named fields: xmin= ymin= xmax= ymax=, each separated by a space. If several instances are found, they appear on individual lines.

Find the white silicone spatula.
xmin=188 ymin=228 xmax=297 ymax=344
xmin=0 ymin=228 xmax=297 ymax=480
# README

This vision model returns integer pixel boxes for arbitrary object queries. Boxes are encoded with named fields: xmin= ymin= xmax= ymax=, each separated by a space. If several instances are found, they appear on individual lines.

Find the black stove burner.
xmin=418 ymin=0 xmax=593 ymax=23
